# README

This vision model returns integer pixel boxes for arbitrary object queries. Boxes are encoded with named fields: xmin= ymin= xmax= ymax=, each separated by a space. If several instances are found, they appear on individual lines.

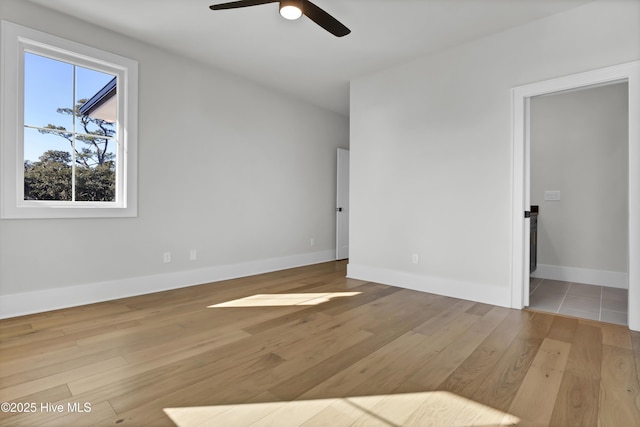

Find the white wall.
xmin=0 ymin=0 xmax=349 ymax=318
xmin=348 ymin=0 xmax=639 ymax=307
xmin=530 ymin=83 xmax=629 ymax=287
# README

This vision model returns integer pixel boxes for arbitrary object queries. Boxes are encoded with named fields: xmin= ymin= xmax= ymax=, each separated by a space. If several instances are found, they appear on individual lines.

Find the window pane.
xmin=24 ymin=52 xmax=73 ymax=130
xmin=23 ymin=128 xmax=72 ymax=201
xmin=75 ymin=67 xmax=117 ymax=202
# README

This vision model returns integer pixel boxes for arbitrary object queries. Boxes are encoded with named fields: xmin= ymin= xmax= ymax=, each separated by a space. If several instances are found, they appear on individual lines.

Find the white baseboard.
xmin=531 ymin=264 xmax=628 ymax=289
xmin=0 ymin=250 xmax=336 ymax=320
xmin=346 ymin=263 xmax=511 ymax=308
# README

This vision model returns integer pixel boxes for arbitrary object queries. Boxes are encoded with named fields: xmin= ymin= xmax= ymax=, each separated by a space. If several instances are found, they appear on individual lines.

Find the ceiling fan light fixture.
xmin=209 ymin=0 xmax=350 ymax=37
xmin=279 ymin=1 xmax=302 ymax=20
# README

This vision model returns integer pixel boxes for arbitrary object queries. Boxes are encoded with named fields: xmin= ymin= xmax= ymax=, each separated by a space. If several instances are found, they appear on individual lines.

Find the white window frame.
xmin=1 ymin=21 xmax=138 ymax=219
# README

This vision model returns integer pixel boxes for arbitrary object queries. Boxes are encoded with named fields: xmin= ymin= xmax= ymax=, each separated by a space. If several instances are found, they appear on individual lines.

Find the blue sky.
xmin=23 ymin=52 xmax=114 ymax=162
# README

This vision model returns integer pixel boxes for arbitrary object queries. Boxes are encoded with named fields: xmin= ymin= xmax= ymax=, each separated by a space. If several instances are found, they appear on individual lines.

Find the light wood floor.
xmin=1 ymin=261 xmax=640 ymax=426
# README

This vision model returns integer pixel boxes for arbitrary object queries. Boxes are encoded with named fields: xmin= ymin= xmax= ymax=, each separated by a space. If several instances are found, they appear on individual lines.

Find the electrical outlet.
xmin=190 ymin=249 xmax=197 ymax=261
xmin=163 ymin=252 xmax=171 ymax=263
xmin=411 ymin=253 xmax=419 ymax=264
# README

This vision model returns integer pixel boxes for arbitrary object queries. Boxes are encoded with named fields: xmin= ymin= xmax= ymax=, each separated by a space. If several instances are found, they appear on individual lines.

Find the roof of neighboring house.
xmin=79 ymin=76 xmax=117 ymax=122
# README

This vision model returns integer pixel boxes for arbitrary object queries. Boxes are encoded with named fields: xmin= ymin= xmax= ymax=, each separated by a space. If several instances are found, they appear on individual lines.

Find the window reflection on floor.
xmin=208 ymin=292 xmax=361 ymax=308
xmin=164 ymin=391 xmax=521 ymax=427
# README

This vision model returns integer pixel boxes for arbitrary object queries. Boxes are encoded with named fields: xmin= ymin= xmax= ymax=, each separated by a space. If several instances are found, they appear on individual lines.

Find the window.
xmin=1 ymin=21 xmax=138 ymax=218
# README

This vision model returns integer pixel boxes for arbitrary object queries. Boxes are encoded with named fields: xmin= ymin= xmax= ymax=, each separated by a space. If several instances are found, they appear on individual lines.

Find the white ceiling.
xmin=25 ymin=0 xmax=595 ymax=116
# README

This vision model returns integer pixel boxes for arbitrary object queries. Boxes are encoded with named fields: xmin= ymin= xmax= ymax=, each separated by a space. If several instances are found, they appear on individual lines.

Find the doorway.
xmin=527 ymin=83 xmax=628 ymax=325
xmin=336 ymin=148 xmax=349 ymax=260
xmin=510 ymin=61 xmax=640 ymax=331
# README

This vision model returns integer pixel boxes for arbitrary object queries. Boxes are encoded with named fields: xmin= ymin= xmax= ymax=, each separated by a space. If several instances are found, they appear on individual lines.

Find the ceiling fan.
xmin=209 ymin=0 xmax=351 ymax=37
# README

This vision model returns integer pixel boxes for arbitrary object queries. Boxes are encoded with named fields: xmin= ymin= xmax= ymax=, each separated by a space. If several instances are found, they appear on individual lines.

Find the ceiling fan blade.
xmin=209 ymin=0 xmax=277 ymax=11
xmin=302 ymin=0 xmax=350 ymax=37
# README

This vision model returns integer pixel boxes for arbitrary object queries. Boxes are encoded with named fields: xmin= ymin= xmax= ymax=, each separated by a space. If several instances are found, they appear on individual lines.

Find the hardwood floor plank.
xmin=0 ymin=342 xmax=114 ymax=378
xmin=0 ymin=323 xmax=33 ymax=340
xmin=467 ymin=311 xmax=554 ymax=413
xmin=601 ymin=322 xmax=632 ymax=349
xmin=631 ymin=331 xmax=640 ymax=386
xmin=351 ymin=392 xmax=433 ymax=427
xmin=243 ymin=282 xmax=397 ymax=336
xmin=26 ymin=303 xmax=135 ymax=332
xmin=0 ymin=357 xmax=128 ymax=403
xmin=0 ymin=328 xmax=66 ymax=351
xmin=67 ymin=329 xmax=250 ymax=395
xmin=298 ymin=401 xmax=363 ymax=426
xmin=344 ymin=312 xmax=481 ymax=399
xmin=302 ymin=395 xmax=388 ymax=427
xmin=120 ymin=326 xmax=251 ymax=365
xmin=160 ymin=391 xmax=280 ymax=427
xmin=38 ymin=401 xmax=116 ymax=427
xmin=299 ymin=330 xmax=430 ymax=400
xmin=411 ymin=298 xmax=475 ymax=336
xmin=396 ymin=306 xmax=511 ymax=394
xmin=598 ymin=344 xmax=640 ymax=426
xmin=438 ymin=309 xmax=528 ymax=399
xmin=404 ymin=391 xmax=519 ymax=427
xmin=213 ymin=328 xmax=375 ymax=401
xmin=0 ymin=347 xmax=122 ymax=389
xmin=319 ymin=283 xmax=400 ymax=317
xmin=23 ymin=384 xmax=73 ymax=406
xmin=508 ymin=338 xmax=571 ymax=425
xmin=548 ymin=323 xmax=602 ymax=427
xmin=272 ymin=324 xmax=373 ymax=363
xmin=268 ymin=327 xmax=414 ymax=401
xmin=450 ymin=394 xmax=521 ymax=427
xmin=546 ymin=315 xmax=579 ymax=343
xmin=332 ymin=289 xmax=448 ymax=335
xmin=0 ymin=384 xmax=72 ymax=426
xmin=469 ymin=337 xmax=540 ymax=415
xmin=520 ymin=311 xmax=555 ymax=340
xmin=111 ymin=351 xmax=286 ymax=415
xmin=247 ymin=398 xmax=337 ymax=426
xmin=466 ymin=302 xmax=495 ymax=316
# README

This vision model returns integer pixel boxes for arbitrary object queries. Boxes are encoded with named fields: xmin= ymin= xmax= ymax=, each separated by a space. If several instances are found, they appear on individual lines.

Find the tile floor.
xmin=529 ymin=278 xmax=628 ymax=326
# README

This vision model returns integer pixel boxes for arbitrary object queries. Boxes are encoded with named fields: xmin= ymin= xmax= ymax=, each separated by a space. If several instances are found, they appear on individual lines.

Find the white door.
xmin=336 ymin=148 xmax=349 ymax=260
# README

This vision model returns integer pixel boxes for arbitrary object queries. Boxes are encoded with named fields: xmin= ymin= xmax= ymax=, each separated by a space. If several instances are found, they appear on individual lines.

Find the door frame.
xmin=336 ymin=148 xmax=349 ymax=260
xmin=510 ymin=60 xmax=640 ymax=331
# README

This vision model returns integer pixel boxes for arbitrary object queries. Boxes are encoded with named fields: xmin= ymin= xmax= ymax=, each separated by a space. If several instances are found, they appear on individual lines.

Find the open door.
xmin=336 ymin=148 xmax=349 ymax=260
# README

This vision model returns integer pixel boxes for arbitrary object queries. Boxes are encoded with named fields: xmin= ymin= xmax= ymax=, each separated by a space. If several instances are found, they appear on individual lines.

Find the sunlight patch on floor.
xmin=208 ymin=292 xmax=361 ymax=308
xmin=164 ymin=391 xmax=520 ymax=426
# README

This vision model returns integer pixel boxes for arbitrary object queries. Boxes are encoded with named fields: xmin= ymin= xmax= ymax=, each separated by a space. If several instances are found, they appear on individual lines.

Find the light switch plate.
xmin=544 ymin=190 xmax=561 ymax=201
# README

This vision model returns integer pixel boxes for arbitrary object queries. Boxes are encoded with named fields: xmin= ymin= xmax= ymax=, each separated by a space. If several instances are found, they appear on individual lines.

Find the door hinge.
xmin=524 ymin=211 xmax=531 ymax=218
